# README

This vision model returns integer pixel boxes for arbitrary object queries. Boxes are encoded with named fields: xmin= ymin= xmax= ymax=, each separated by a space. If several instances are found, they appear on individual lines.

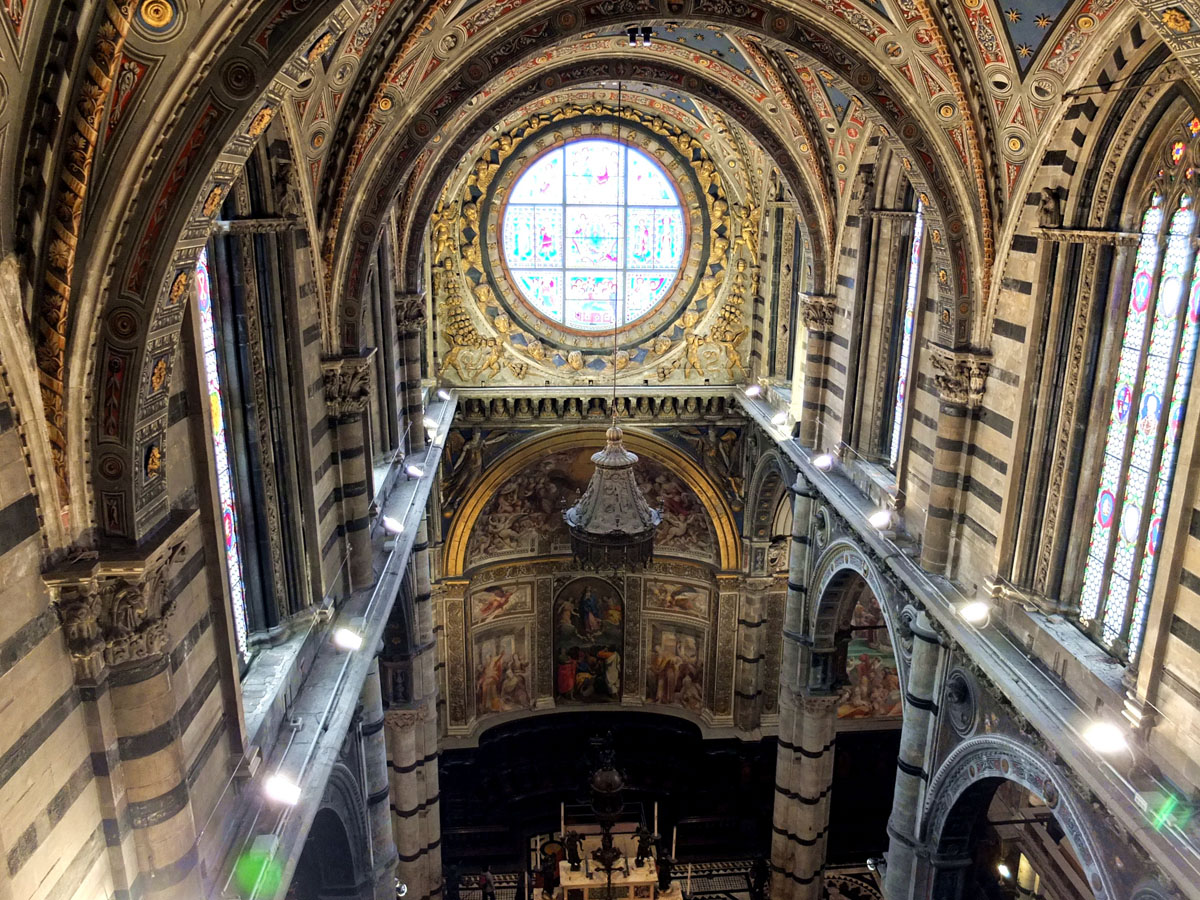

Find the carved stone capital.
xmin=929 ymin=346 xmax=990 ymax=408
xmin=216 ymin=217 xmax=302 ymax=235
xmin=394 ymin=294 xmax=427 ymax=333
xmin=799 ymin=691 xmax=841 ymax=715
xmin=322 ymin=351 xmax=377 ymax=420
xmin=798 ymin=293 xmax=837 ymax=332
xmin=384 ymin=703 xmax=432 ymax=730
xmin=45 ymin=511 xmax=196 ymax=681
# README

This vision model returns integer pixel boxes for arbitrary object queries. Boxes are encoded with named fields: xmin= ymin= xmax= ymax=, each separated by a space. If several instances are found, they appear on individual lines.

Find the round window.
xmin=500 ymin=138 xmax=687 ymax=334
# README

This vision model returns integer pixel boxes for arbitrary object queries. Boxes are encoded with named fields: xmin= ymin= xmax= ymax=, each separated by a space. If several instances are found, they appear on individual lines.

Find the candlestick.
xmin=686 ymin=864 xmax=692 ymax=896
xmin=561 ymin=803 xmax=565 ymax=838
xmin=653 ymin=803 xmax=658 ymax=837
xmin=671 ymin=827 xmax=677 ymax=859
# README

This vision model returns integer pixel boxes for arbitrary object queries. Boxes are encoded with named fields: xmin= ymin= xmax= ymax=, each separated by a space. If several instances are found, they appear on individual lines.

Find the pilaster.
xmin=44 ymin=511 xmax=201 ymax=900
xmin=394 ymin=294 xmax=427 ymax=456
xmin=324 ymin=352 xmax=378 ymax=591
xmin=798 ymin=294 xmax=838 ymax=448
xmin=920 ymin=347 xmax=989 ymax=574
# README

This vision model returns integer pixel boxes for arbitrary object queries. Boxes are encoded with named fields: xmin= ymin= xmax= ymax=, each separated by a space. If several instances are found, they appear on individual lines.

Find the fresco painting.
xmin=644 ymin=579 xmax=710 ymax=618
xmin=837 ymin=593 xmax=901 ymax=719
xmin=554 ymin=577 xmax=623 ymax=703
xmin=474 ymin=627 xmax=533 ymax=714
xmin=466 ymin=447 xmax=716 ymax=563
xmin=644 ymin=622 xmax=705 ymax=711
xmin=470 ymin=582 xmax=532 ymax=623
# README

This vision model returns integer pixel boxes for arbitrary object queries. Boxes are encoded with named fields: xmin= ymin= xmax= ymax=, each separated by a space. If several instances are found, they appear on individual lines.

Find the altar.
xmin=557 ymin=833 xmax=683 ymax=900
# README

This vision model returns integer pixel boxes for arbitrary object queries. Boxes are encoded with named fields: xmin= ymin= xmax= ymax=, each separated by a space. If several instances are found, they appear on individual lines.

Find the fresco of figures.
xmin=644 ymin=578 xmax=711 ymax=619
xmin=837 ymin=593 xmax=902 ymax=719
xmin=466 ymin=446 xmax=716 ymax=564
xmin=645 ymin=623 xmax=705 ymax=711
xmin=554 ymin=577 xmax=624 ymax=703
xmin=475 ymin=628 xmax=533 ymax=714
xmin=470 ymin=582 xmax=533 ymax=624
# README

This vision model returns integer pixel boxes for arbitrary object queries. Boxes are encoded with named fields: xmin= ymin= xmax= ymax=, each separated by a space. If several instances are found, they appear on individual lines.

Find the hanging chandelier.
xmin=563 ymin=83 xmax=660 ymax=571
xmin=565 ymin=425 xmax=661 ymax=570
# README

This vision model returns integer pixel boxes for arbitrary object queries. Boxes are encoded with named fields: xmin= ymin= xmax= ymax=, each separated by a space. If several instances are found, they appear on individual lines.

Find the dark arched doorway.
xmin=931 ymin=777 xmax=1098 ymax=899
xmin=291 ymin=808 xmax=367 ymax=900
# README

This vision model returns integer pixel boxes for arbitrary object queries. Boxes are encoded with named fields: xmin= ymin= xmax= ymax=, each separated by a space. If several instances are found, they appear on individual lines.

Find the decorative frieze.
xmin=214 ymin=217 xmax=302 ymax=235
xmin=929 ymin=346 xmax=990 ymax=408
xmin=322 ymin=351 xmax=377 ymax=420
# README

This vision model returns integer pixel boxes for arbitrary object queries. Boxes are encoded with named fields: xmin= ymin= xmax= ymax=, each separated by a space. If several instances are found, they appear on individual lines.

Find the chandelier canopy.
xmin=564 ymin=426 xmax=661 ymax=570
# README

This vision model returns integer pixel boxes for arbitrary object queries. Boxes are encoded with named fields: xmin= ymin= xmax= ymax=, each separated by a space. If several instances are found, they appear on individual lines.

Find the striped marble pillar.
xmin=884 ymin=609 xmax=944 ymax=900
xmin=386 ymin=520 xmax=442 ymax=900
xmin=362 ymin=656 xmax=398 ymax=898
xmin=920 ymin=348 xmax=988 ymax=574
xmin=734 ymin=576 xmax=773 ymax=731
xmin=772 ymin=476 xmax=830 ymax=899
xmin=323 ymin=353 xmax=378 ymax=592
xmin=797 ymin=295 xmax=837 ymax=448
xmin=394 ymin=294 xmax=427 ymax=456
xmin=46 ymin=524 xmax=198 ymax=900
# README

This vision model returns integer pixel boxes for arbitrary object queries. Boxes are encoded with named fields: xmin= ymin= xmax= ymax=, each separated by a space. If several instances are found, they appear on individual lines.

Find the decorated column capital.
xmin=322 ymin=350 xmax=377 ymax=420
xmin=929 ymin=345 xmax=990 ymax=408
xmin=798 ymin=293 xmax=837 ymax=332
xmin=394 ymin=293 xmax=427 ymax=334
xmin=799 ymin=690 xmax=842 ymax=715
xmin=384 ymin=701 xmax=434 ymax=730
xmin=45 ymin=510 xmax=196 ymax=680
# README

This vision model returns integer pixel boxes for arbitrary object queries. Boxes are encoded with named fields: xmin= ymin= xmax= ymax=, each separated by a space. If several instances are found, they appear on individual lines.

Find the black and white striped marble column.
xmin=323 ymin=353 xmax=377 ymax=592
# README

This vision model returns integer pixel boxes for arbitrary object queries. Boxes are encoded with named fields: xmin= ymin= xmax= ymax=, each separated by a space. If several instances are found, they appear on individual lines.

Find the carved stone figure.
xmin=1038 ymin=186 xmax=1062 ymax=228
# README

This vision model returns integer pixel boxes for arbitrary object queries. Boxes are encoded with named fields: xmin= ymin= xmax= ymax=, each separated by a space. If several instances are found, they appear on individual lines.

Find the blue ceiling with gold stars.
xmin=997 ymin=0 xmax=1073 ymax=73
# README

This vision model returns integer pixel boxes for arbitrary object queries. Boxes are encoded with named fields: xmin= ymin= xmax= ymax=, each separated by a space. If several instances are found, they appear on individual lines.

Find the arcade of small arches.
xmin=6 ymin=2 xmax=1200 ymax=900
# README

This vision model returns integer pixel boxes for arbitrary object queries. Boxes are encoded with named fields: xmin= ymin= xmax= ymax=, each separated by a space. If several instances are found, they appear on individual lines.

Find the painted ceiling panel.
xmin=987 ymin=0 xmax=1072 ymax=72
xmin=593 ymin=24 xmax=760 ymax=82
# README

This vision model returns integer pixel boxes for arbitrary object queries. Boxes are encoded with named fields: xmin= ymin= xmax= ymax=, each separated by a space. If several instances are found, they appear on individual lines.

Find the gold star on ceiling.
xmin=1035 ymin=14 xmax=1053 ymax=27
xmin=1006 ymin=8 xmax=1021 ymax=22
xmin=1017 ymin=43 xmax=1032 ymax=57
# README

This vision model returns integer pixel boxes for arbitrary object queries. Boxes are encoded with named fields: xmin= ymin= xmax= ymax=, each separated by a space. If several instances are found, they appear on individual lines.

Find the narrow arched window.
xmin=1080 ymin=182 xmax=1200 ymax=660
xmin=196 ymin=248 xmax=251 ymax=662
xmin=887 ymin=200 xmax=924 ymax=469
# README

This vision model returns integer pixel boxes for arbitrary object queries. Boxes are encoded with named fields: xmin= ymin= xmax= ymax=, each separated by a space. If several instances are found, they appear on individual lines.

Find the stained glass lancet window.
xmin=1080 ymin=186 xmax=1200 ymax=661
xmin=196 ymin=249 xmax=250 ymax=661
xmin=502 ymin=138 xmax=686 ymax=332
xmin=888 ymin=201 xmax=924 ymax=469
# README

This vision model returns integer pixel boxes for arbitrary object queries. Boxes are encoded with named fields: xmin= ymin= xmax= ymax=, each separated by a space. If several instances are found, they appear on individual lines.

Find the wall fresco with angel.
xmin=553 ymin=577 xmax=624 ymax=704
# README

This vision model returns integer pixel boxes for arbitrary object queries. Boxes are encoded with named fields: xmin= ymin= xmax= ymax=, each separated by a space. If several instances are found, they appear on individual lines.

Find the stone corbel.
xmin=798 ymin=293 xmax=837 ymax=332
xmin=322 ymin=350 xmax=377 ymax=420
xmin=928 ymin=345 xmax=990 ymax=409
xmin=1034 ymin=227 xmax=1141 ymax=246
xmin=384 ymin=701 xmax=433 ymax=730
xmin=44 ymin=509 xmax=197 ymax=682
xmin=394 ymin=294 xmax=427 ymax=333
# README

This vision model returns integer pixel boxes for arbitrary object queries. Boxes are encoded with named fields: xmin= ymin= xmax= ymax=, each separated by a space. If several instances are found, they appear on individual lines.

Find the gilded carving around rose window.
xmin=431 ymin=104 xmax=756 ymax=386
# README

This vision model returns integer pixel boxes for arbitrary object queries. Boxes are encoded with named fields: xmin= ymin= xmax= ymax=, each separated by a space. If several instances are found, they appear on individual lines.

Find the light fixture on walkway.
xmin=812 ymin=453 xmax=835 ymax=471
xmin=1083 ymin=720 xmax=1129 ymax=754
xmin=563 ymin=83 xmax=660 ymax=571
xmin=333 ymin=627 xmax=363 ymax=651
xmin=264 ymin=773 xmax=301 ymax=805
xmin=956 ymin=600 xmax=991 ymax=625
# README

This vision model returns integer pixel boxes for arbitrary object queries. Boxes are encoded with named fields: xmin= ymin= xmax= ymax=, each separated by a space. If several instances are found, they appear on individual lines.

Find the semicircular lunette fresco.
xmin=463 ymin=446 xmax=717 ymax=567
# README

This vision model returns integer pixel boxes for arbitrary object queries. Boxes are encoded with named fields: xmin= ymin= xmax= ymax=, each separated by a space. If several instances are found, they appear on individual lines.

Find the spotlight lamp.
xmin=382 ymin=516 xmax=404 ymax=535
xmin=405 ymin=464 xmax=425 ymax=478
xmin=745 ymin=384 xmax=762 ymax=398
xmin=771 ymin=410 xmax=789 ymax=426
xmin=996 ymin=863 xmax=1012 ymax=880
xmin=333 ymin=627 xmax=363 ymax=651
xmin=1083 ymin=720 xmax=1129 ymax=755
xmin=867 ymin=508 xmax=891 ymax=530
xmin=437 ymin=388 xmax=452 ymax=401
xmin=626 ymin=25 xmax=654 ymax=46
xmin=264 ymin=773 xmax=301 ymax=806
xmin=812 ymin=453 xmax=835 ymax=471
xmin=956 ymin=600 xmax=991 ymax=626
